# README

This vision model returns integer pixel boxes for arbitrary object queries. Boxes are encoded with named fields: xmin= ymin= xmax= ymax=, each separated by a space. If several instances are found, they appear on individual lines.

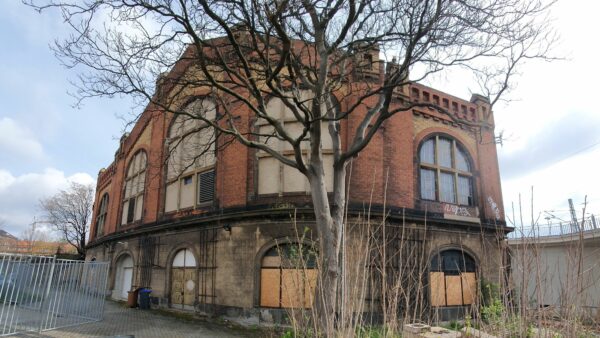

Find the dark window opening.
xmin=126 ymin=198 xmax=136 ymax=223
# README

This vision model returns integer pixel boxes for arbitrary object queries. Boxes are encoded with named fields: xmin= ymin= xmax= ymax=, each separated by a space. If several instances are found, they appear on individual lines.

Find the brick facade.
xmin=87 ymin=60 xmax=507 ymax=323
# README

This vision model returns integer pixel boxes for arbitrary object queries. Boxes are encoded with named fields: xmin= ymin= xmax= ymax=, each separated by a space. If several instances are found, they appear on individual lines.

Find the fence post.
xmin=38 ymin=255 xmax=57 ymax=333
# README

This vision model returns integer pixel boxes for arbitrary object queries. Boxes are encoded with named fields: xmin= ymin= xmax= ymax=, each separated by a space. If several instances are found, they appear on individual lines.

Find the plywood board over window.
xmin=429 ymin=249 xmax=477 ymax=307
xmin=259 ymin=243 xmax=317 ymax=309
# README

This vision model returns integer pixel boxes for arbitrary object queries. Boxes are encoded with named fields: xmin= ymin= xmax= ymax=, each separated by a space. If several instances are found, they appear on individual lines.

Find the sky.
xmin=0 ymin=1 xmax=598 ymax=237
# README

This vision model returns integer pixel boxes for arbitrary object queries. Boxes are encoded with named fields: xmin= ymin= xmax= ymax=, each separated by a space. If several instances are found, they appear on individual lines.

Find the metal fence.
xmin=508 ymin=214 xmax=600 ymax=239
xmin=0 ymin=254 xmax=109 ymax=336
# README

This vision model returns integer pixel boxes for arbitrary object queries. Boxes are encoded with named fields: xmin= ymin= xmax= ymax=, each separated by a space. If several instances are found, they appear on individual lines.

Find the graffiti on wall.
xmin=443 ymin=204 xmax=471 ymax=217
xmin=487 ymin=196 xmax=501 ymax=220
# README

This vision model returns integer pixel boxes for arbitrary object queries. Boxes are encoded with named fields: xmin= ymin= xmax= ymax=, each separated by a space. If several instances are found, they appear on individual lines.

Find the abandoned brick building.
xmin=87 ymin=42 xmax=507 ymax=322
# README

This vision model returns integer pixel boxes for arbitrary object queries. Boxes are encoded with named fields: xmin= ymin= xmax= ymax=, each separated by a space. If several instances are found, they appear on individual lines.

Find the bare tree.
xmin=20 ymin=218 xmax=49 ymax=254
xmin=39 ymin=182 xmax=94 ymax=259
xmin=29 ymin=0 xmax=556 ymax=330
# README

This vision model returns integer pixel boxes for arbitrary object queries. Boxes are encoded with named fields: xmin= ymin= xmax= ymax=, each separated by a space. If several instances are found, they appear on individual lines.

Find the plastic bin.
xmin=138 ymin=288 xmax=152 ymax=309
xmin=126 ymin=288 xmax=141 ymax=308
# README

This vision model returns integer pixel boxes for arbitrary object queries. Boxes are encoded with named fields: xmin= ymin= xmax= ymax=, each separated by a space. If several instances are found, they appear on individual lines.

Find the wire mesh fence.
xmin=508 ymin=214 xmax=600 ymax=239
xmin=0 ymin=254 xmax=109 ymax=336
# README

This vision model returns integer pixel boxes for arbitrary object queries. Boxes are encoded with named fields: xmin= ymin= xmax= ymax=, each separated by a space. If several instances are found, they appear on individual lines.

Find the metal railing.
xmin=0 ymin=254 xmax=109 ymax=336
xmin=508 ymin=215 xmax=599 ymax=239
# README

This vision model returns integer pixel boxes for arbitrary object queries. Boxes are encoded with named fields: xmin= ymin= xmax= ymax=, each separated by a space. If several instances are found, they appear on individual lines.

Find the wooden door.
xmin=171 ymin=268 xmax=196 ymax=306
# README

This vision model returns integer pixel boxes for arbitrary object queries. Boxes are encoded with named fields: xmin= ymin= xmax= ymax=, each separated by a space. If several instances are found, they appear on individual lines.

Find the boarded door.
xmin=171 ymin=249 xmax=197 ymax=307
xmin=171 ymin=268 xmax=195 ymax=306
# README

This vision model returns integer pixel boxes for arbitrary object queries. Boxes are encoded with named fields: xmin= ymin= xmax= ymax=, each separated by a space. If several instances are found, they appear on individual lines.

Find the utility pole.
xmin=568 ymin=198 xmax=579 ymax=232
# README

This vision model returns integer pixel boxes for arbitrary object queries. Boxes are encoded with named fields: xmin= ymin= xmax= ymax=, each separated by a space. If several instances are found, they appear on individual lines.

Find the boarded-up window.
xmin=257 ymin=91 xmax=334 ymax=195
xmin=259 ymin=243 xmax=317 ymax=308
xmin=165 ymin=99 xmax=217 ymax=212
xmin=429 ymin=249 xmax=477 ymax=307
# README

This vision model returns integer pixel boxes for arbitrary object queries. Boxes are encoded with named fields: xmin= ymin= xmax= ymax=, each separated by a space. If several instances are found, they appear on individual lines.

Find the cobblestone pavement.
xmin=15 ymin=301 xmax=252 ymax=338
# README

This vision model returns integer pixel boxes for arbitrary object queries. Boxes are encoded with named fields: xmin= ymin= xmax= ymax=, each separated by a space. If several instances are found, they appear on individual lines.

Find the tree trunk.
xmin=309 ymin=158 xmax=346 ymax=335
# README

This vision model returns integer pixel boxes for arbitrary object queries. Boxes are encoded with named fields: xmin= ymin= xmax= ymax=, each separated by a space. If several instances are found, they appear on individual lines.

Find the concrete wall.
xmin=509 ymin=233 xmax=600 ymax=317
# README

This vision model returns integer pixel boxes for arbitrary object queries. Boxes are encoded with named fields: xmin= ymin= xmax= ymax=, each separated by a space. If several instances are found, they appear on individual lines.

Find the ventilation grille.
xmin=198 ymin=170 xmax=215 ymax=203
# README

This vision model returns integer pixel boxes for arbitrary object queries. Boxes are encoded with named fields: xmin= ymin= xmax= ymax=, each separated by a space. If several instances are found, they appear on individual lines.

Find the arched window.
xmin=171 ymin=249 xmax=197 ymax=307
xmin=259 ymin=243 xmax=317 ymax=308
xmin=257 ymin=91 xmax=334 ymax=195
xmin=419 ymin=136 xmax=474 ymax=205
xmin=429 ymin=249 xmax=477 ymax=307
xmin=122 ymin=151 xmax=147 ymax=225
xmin=165 ymin=99 xmax=217 ymax=212
xmin=95 ymin=193 xmax=109 ymax=237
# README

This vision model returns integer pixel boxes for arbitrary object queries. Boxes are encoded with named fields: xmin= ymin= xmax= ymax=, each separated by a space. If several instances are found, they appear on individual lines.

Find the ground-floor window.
xmin=259 ymin=243 xmax=317 ymax=308
xmin=429 ymin=249 xmax=477 ymax=306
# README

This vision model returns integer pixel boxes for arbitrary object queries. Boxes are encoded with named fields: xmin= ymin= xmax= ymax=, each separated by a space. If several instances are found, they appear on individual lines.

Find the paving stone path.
xmin=14 ymin=301 xmax=252 ymax=338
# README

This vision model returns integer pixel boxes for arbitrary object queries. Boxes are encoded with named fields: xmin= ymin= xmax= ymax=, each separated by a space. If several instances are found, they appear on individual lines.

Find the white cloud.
xmin=0 ymin=168 xmax=95 ymax=238
xmin=0 ymin=117 xmax=45 ymax=161
xmin=501 ymin=146 xmax=600 ymax=227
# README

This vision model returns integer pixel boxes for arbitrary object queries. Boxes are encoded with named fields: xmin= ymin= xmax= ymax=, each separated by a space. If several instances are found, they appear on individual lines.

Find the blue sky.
xmin=0 ymin=1 xmax=599 ymax=237
xmin=0 ymin=2 xmax=130 ymax=235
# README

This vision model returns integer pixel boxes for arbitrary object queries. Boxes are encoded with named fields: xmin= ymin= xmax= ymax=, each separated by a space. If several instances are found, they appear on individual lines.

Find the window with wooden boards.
xmin=429 ymin=249 xmax=477 ymax=307
xmin=260 ymin=243 xmax=318 ymax=308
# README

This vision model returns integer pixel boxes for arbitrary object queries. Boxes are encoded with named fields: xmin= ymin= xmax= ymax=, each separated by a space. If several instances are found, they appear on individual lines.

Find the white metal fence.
xmin=0 ymin=254 xmax=109 ymax=336
xmin=507 ymin=214 xmax=599 ymax=239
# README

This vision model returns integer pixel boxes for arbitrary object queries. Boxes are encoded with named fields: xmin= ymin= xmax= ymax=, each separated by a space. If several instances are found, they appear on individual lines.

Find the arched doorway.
xmin=429 ymin=249 xmax=477 ymax=307
xmin=114 ymin=254 xmax=134 ymax=300
xmin=171 ymin=249 xmax=197 ymax=309
xmin=259 ymin=243 xmax=317 ymax=308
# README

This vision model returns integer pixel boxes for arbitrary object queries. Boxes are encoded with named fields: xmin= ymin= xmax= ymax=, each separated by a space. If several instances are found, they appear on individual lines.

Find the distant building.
xmin=87 ymin=39 xmax=507 ymax=322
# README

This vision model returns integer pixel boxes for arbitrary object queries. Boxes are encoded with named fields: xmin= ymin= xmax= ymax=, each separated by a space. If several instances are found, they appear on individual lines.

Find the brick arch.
xmin=414 ymin=127 xmax=478 ymax=172
xmin=253 ymin=237 xmax=316 ymax=307
xmin=427 ymin=244 xmax=480 ymax=271
xmin=119 ymin=149 xmax=149 ymax=226
xmin=165 ymin=95 xmax=219 ymax=133
xmin=164 ymin=242 xmax=201 ymax=307
xmin=110 ymin=248 xmax=136 ymax=291
xmin=414 ymin=128 xmax=480 ymax=208
xmin=426 ymin=244 xmax=480 ymax=309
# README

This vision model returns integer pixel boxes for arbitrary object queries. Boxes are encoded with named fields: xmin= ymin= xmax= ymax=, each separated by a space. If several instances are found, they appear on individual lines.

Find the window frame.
xmin=256 ymin=91 xmax=335 ymax=196
xmin=429 ymin=249 xmax=478 ymax=307
xmin=259 ymin=243 xmax=318 ymax=309
xmin=95 ymin=193 xmax=109 ymax=237
xmin=418 ymin=135 xmax=475 ymax=207
xmin=121 ymin=150 xmax=147 ymax=226
xmin=164 ymin=98 xmax=217 ymax=212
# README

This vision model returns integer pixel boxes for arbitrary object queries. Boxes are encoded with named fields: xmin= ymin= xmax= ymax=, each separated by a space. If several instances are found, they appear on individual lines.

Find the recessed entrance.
xmin=171 ymin=249 xmax=197 ymax=309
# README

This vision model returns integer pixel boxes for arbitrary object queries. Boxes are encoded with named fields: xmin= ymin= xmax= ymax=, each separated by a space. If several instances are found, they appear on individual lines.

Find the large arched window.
xmin=257 ymin=91 xmax=334 ymax=195
xmin=165 ymin=99 xmax=216 ymax=212
xmin=259 ymin=243 xmax=317 ymax=308
xmin=95 ymin=193 xmax=109 ymax=237
xmin=429 ymin=249 xmax=477 ymax=307
xmin=122 ymin=151 xmax=147 ymax=225
xmin=419 ymin=136 xmax=474 ymax=205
